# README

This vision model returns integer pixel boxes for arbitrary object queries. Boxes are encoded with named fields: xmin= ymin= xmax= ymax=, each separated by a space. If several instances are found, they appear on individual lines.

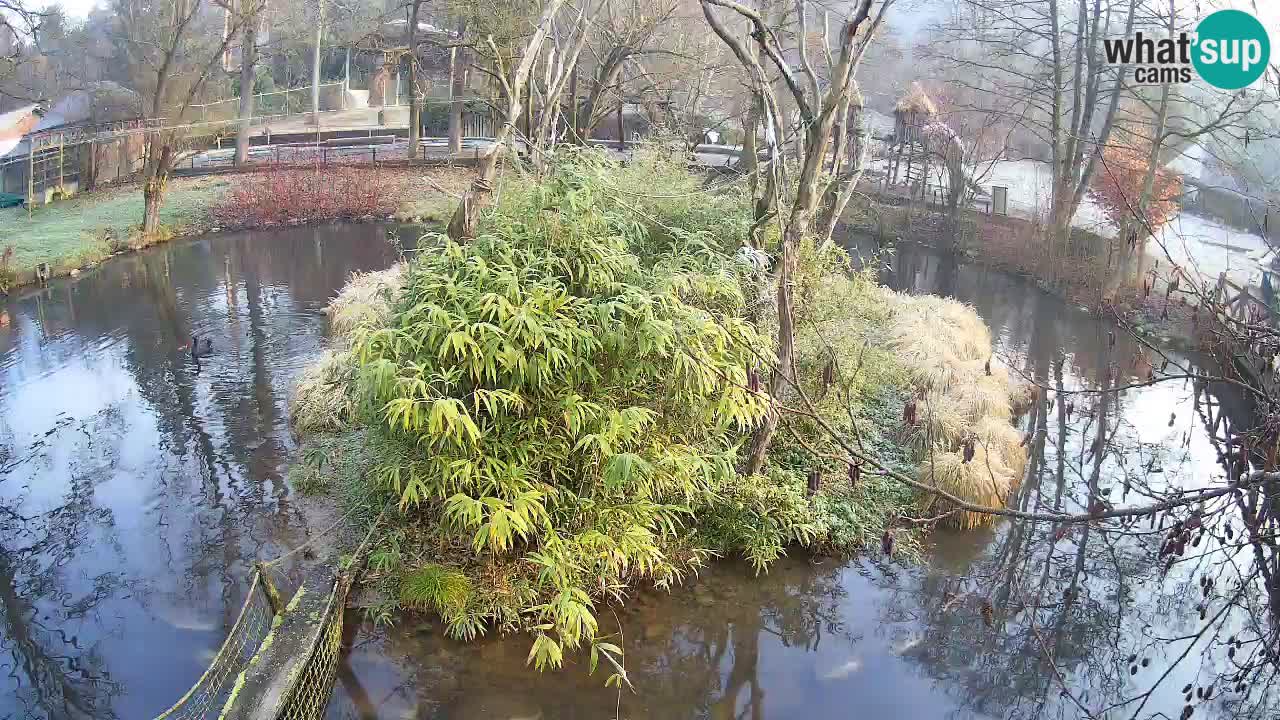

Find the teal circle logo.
xmin=1192 ymin=9 xmax=1270 ymax=90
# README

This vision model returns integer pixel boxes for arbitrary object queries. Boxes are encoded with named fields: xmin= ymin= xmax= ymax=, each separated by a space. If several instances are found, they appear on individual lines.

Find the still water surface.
xmin=0 ymin=225 xmax=408 ymax=719
xmin=0 ymin=226 xmax=1263 ymax=719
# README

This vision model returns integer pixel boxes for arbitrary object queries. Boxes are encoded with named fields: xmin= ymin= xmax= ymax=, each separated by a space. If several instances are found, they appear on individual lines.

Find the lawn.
xmin=0 ymin=177 xmax=231 ymax=284
xmin=0 ymin=166 xmax=472 ymax=291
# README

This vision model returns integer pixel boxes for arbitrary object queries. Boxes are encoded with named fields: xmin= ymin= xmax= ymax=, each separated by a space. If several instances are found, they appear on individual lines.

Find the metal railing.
xmin=189 ymin=82 xmax=348 ymax=122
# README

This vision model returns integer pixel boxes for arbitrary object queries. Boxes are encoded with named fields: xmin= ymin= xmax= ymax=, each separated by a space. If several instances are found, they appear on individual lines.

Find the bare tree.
xmin=446 ymin=0 xmax=565 ymax=240
xmin=112 ymin=0 xmax=242 ymax=234
xmin=0 ymin=1 xmax=57 ymax=106
xmin=701 ymin=0 xmax=881 ymax=475
xmin=923 ymin=0 xmax=1134 ymax=286
xmin=572 ymin=0 xmax=680 ymax=141
xmin=813 ymin=1 xmax=893 ymax=245
xmin=234 ymin=0 xmax=267 ymax=165
xmin=447 ymin=18 xmax=467 ymax=153
xmin=527 ymin=0 xmax=591 ymax=167
xmin=1101 ymin=0 xmax=1271 ymax=301
xmin=405 ymin=0 xmax=424 ymax=158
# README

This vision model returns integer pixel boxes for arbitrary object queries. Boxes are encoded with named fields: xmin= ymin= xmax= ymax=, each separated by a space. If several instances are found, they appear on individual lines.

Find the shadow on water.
xmin=0 ymin=224 xmax=414 ymax=720
xmin=327 ymin=237 xmax=1272 ymax=720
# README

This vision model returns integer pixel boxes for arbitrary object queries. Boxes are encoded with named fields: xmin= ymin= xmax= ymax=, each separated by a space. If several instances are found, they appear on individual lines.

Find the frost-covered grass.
xmin=0 ymin=177 xmax=230 ymax=283
xmin=970 ymin=159 xmax=1273 ymax=288
xmin=1155 ymin=211 xmax=1272 ymax=287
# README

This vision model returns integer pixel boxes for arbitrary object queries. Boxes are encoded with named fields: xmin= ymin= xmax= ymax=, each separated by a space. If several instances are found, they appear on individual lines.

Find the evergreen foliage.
xmin=352 ymin=155 xmax=772 ymax=668
xmin=290 ymin=148 xmax=1018 ymax=673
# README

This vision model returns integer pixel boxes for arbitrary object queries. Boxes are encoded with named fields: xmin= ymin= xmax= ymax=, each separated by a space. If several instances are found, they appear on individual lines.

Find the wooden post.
xmin=616 ymin=101 xmax=624 ymax=151
xmin=27 ymin=143 xmax=34 ymax=217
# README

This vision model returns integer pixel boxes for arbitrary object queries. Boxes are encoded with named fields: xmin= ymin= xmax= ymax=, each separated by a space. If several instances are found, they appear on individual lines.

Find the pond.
xmin=0 ymin=224 xmax=413 ymax=719
xmin=0 ymin=226 xmax=1268 ymax=720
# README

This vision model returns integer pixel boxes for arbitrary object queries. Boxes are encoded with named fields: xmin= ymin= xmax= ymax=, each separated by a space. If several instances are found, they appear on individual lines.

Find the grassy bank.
xmin=288 ymin=148 xmax=1028 ymax=675
xmin=0 ymin=166 xmax=471 ymax=293
xmin=0 ymin=177 xmax=230 ymax=289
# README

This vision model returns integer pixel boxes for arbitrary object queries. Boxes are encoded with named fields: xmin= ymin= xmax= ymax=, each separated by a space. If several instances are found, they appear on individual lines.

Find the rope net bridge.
xmin=152 ymin=511 xmax=383 ymax=720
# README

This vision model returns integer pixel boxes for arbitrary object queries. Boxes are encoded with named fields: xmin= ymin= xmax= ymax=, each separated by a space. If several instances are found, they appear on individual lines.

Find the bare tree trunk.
xmin=745 ymin=121 xmax=834 ymax=475
xmin=310 ymin=0 xmax=323 ymax=123
xmin=1044 ymin=0 xmax=1131 ymax=286
xmin=701 ymin=0 xmax=878 ymax=475
xmin=447 ymin=0 xmax=564 ymax=240
xmin=235 ymin=15 xmax=258 ymax=166
xmin=740 ymin=39 xmax=766 ymax=248
xmin=447 ymin=23 xmax=467 ymax=154
xmin=1104 ymin=84 xmax=1169 ymax=303
xmin=531 ymin=11 xmax=589 ymax=169
xmin=142 ymin=142 xmax=173 ymax=236
xmin=406 ymin=0 xmax=423 ymax=159
xmin=816 ymin=90 xmax=871 ymax=245
xmin=741 ymin=100 xmax=759 ymax=185
xmin=1103 ymin=0 xmax=1172 ymax=302
xmin=577 ymin=51 xmax=627 ymax=140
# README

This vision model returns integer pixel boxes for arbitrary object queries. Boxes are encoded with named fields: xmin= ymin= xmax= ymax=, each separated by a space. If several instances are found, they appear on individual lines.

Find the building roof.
xmin=0 ymin=104 xmax=41 ymax=160
xmin=35 ymin=82 xmax=141 ymax=131
xmin=895 ymin=82 xmax=938 ymax=116
xmin=0 ymin=84 xmax=143 ymax=161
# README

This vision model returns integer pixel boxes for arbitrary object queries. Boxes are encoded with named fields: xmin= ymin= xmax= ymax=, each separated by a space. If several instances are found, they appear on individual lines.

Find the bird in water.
xmin=190 ymin=334 xmax=213 ymax=359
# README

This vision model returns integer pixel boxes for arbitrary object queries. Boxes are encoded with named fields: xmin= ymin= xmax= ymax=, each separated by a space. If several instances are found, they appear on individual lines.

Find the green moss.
xmin=285 ymin=586 xmax=307 ymax=614
xmin=217 ymin=668 xmax=249 ymax=720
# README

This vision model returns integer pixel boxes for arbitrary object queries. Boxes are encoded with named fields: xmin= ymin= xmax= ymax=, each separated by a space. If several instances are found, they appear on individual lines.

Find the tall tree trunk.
xmin=447 ymin=0 xmax=564 ymax=240
xmin=235 ymin=15 xmax=258 ymax=166
xmin=816 ymin=90 xmax=871 ymax=245
xmin=1104 ymin=85 xmax=1169 ymax=303
xmin=310 ymin=0 xmax=324 ymax=123
xmin=448 ymin=20 xmax=467 ymax=154
xmin=406 ymin=0 xmax=423 ymax=159
xmin=1103 ymin=0 xmax=1171 ymax=303
xmin=700 ymin=0 xmax=877 ymax=475
xmin=745 ymin=111 xmax=845 ymax=475
xmin=567 ymin=66 xmax=578 ymax=141
xmin=576 ymin=52 xmax=626 ymax=140
xmin=1046 ymin=0 xmax=1132 ymax=286
xmin=142 ymin=143 xmax=173 ymax=236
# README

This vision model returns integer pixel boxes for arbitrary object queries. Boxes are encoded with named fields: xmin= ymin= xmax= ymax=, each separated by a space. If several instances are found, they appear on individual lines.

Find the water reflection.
xmin=0 ymin=225 xmax=409 ymax=719
xmin=327 ymin=239 xmax=1271 ymax=720
xmin=1 ymin=224 xmax=1267 ymax=719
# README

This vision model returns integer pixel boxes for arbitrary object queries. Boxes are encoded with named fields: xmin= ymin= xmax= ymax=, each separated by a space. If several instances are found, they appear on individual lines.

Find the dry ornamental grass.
xmin=882 ymin=291 xmax=1030 ymax=529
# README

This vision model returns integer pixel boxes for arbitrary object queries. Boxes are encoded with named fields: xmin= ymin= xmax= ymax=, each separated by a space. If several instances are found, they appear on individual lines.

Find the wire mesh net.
xmin=156 ymin=509 xmax=383 ymax=720
xmin=276 ymin=578 xmax=349 ymax=720
xmin=153 ymin=572 xmax=276 ymax=720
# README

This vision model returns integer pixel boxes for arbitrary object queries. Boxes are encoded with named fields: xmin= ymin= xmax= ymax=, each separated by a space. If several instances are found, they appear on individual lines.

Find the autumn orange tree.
xmin=1092 ymin=139 xmax=1183 ymax=299
xmin=1092 ymin=141 xmax=1183 ymax=233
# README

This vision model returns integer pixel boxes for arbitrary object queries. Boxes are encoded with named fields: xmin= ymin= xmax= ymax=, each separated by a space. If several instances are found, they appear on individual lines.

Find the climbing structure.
xmin=884 ymin=81 xmax=938 ymax=194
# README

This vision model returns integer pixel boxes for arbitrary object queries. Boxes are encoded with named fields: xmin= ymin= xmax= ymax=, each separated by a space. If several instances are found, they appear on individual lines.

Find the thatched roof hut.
xmin=893 ymin=82 xmax=938 ymax=145
xmin=895 ymin=82 xmax=938 ymax=117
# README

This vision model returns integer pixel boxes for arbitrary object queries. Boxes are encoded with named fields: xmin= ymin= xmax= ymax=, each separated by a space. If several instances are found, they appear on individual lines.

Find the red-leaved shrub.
xmin=210 ymin=167 xmax=399 ymax=229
